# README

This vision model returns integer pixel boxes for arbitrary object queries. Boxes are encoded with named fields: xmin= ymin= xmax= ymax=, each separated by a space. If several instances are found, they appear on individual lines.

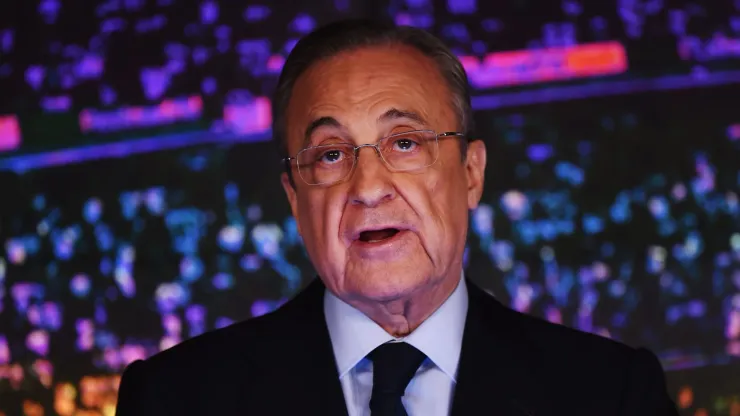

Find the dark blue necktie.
xmin=368 ymin=342 xmax=427 ymax=416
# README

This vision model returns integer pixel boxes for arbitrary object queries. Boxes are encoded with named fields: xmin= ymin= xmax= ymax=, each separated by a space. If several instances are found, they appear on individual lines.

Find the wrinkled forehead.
xmin=284 ymin=45 xmax=456 ymax=153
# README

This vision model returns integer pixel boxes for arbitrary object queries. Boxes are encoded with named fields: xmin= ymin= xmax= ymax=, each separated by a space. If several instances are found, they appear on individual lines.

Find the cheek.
xmin=400 ymin=175 xmax=448 ymax=233
xmin=418 ymin=169 xmax=468 ymax=233
xmin=296 ymin=193 xmax=322 ymax=237
xmin=297 ymin=191 xmax=344 ymax=246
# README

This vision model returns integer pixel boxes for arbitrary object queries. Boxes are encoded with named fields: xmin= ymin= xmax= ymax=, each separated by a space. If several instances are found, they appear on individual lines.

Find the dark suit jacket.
xmin=116 ymin=278 xmax=679 ymax=415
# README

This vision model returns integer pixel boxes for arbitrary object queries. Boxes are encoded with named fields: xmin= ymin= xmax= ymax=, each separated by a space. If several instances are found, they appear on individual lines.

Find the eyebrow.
xmin=377 ymin=108 xmax=428 ymax=126
xmin=303 ymin=116 xmax=342 ymax=148
xmin=301 ymin=108 xmax=428 ymax=149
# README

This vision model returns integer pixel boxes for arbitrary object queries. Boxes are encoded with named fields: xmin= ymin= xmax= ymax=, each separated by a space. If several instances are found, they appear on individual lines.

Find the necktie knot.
xmin=368 ymin=342 xmax=427 ymax=415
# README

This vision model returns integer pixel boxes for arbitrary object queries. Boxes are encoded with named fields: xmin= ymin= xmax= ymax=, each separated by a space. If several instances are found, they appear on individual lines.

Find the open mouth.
xmin=358 ymin=228 xmax=400 ymax=243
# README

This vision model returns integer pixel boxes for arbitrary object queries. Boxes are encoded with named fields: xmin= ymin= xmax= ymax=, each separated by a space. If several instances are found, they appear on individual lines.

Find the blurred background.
xmin=0 ymin=0 xmax=739 ymax=415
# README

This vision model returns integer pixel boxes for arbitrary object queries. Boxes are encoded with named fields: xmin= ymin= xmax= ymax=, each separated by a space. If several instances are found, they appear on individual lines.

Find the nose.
xmin=347 ymin=145 xmax=396 ymax=207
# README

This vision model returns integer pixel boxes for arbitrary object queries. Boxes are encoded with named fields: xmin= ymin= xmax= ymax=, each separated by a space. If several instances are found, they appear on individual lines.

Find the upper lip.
xmin=349 ymin=224 xmax=412 ymax=241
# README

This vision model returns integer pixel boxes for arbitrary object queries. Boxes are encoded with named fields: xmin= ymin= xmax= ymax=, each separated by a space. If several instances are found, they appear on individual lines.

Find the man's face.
xmin=281 ymin=45 xmax=486 ymax=303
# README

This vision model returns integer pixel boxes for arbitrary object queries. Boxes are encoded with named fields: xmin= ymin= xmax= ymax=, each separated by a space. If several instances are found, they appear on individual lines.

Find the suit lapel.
xmin=240 ymin=278 xmax=349 ymax=415
xmin=450 ymin=281 xmax=545 ymax=416
xmin=291 ymin=279 xmax=349 ymax=415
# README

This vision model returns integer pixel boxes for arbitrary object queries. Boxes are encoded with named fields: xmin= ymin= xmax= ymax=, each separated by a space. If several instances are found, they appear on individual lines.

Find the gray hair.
xmin=271 ymin=19 xmax=474 ymax=162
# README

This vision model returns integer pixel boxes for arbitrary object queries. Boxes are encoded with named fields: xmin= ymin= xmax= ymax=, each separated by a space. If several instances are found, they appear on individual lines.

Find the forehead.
xmin=284 ymin=44 xmax=456 ymax=149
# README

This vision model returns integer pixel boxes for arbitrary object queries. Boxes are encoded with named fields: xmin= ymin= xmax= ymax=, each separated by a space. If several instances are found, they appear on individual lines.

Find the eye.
xmin=391 ymin=135 xmax=421 ymax=152
xmin=318 ymin=148 xmax=347 ymax=164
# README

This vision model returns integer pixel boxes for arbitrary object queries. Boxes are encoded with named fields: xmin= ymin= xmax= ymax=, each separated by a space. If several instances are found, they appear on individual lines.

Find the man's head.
xmin=274 ymin=19 xmax=487 ymax=329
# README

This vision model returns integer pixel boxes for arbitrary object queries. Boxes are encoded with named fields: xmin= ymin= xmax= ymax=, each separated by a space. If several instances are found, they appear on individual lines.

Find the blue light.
xmin=582 ymin=214 xmax=604 ymax=235
xmin=610 ymin=194 xmax=631 ymax=223
xmin=83 ymin=198 xmax=103 ymax=223
xmin=180 ymin=256 xmax=204 ymax=282
xmin=554 ymin=161 xmax=584 ymax=186
xmin=94 ymin=224 xmax=114 ymax=252
xmin=224 ymin=182 xmax=239 ymax=202
xmin=32 ymin=194 xmax=46 ymax=211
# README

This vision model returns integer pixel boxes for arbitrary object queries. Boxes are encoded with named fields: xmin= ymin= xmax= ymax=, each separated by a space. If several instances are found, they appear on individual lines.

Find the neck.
xmin=354 ymin=272 xmax=461 ymax=337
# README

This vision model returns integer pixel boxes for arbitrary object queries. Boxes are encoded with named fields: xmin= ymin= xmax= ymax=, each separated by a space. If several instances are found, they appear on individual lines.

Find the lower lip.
xmin=350 ymin=230 xmax=414 ymax=258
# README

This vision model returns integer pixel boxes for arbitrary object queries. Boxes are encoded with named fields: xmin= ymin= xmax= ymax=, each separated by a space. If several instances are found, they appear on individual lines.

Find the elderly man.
xmin=116 ymin=20 xmax=678 ymax=415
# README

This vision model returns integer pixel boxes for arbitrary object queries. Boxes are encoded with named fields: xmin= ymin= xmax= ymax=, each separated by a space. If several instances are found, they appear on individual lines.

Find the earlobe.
xmin=465 ymin=140 xmax=487 ymax=209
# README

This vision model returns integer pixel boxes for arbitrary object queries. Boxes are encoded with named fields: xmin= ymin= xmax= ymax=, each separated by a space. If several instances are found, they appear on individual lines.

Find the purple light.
xmin=686 ymin=300 xmax=706 ymax=317
xmin=240 ymin=254 xmax=262 ymax=272
xmin=214 ymin=317 xmax=235 ymax=329
xmin=76 ymin=318 xmax=93 ymax=334
xmin=185 ymin=304 xmax=206 ymax=323
xmin=0 ymin=335 xmax=10 ymax=364
xmin=728 ymin=124 xmax=740 ymax=141
xmin=38 ymin=0 xmax=60 ymax=24
xmin=527 ymin=144 xmax=553 ymax=162
xmin=140 ymin=68 xmax=170 ymax=101
xmin=25 ymin=66 xmax=45 ymax=91
xmin=200 ymin=1 xmax=219 ymax=24
xmin=95 ymin=304 xmax=108 ymax=325
xmin=162 ymin=314 xmax=181 ymax=335
xmin=202 ymin=77 xmax=217 ymax=95
xmin=291 ymin=14 xmax=316 ymax=34
xmin=247 ymin=205 xmax=262 ymax=221
xmin=11 ymin=282 xmax=44 ymax=312
xmin=28 ymin=304 xmax=42 ymax=326
xmin=41 ymin=95 xmax=71 ymax=112
xmin=192 ymin=47 xmax=209 ymax=65
xmin=223 ymin=97 xmax=272 ymax=135
xmin=75 ymin=55 xmax=104 ymax=79
xmin=244 ymin=5 xmax=270 ymax=22
xmin=114 ymin=266 xmax=136 ymax=298
xmin=155 ymin=283 xmax=190 ymax=313
xmin=42 ymin=302 xmax=62 ymax=331
xmin=1 ymin=29 xmax=14 ymax=53
xmin=212 ymin=273 xmax=234 ymax=290
xmin=251 ymin=300 xmax=274 ymax=318
xmin=0 ymin=115 xmax=21 ymax=152
xmin=448 ymin=0 xmax=476 ymax=15
xmin=667 ymin=306 xmax=683 ymax=324
xmin=120 ymin=344 xmax=147 ymax=366
xmin=26 ymin=330 xmax=50 ymax=356
xmin=100 ymin=17 xmax=126 ymax=34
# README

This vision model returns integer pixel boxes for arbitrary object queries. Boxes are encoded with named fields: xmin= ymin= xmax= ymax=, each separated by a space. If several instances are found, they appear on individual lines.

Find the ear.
xmin=465 ymin=140 xmax=487 ymax=210
xmin=281 ymin=172 xmax=302 ymax=235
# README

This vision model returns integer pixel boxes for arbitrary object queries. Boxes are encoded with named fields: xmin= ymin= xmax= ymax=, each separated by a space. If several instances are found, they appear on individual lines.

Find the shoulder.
xmin=127 ymin=303 xmax=295 ymax=380
xmin=127 ymin=280 xmax=324 ymax=379
xmin=473 ymin=284 xmax=666 ymax=382
xmin=115 ymin=282 xmax=328 ymax=414
xmin=115 ymin=312 xmax=290 ymax=415
xmin=117 ymin=317 xmax=258 ymax=392
xmin=510 ymin=306 xmax=635 ymax=361
xmin=472 ymin=290 xmax=676 ymax=413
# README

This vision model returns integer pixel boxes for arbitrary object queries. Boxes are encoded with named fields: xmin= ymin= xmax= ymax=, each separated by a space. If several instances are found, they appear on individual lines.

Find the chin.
xmin=344 ymin=261 xmax=433 ymax=301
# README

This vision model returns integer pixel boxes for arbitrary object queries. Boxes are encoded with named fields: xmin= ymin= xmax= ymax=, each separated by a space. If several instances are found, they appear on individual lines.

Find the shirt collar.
xmin=324 ymin=274 xmax=468 ymax=382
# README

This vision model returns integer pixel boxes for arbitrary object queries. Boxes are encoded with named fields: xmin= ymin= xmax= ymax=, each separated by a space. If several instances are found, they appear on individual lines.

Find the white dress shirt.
xmin=324 ymin=276 xmax=468 ymax=416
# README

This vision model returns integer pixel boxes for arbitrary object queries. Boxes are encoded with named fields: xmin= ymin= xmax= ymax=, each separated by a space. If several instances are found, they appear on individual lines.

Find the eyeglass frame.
xmin=282 ymin=130 xmax=467 ymax=186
